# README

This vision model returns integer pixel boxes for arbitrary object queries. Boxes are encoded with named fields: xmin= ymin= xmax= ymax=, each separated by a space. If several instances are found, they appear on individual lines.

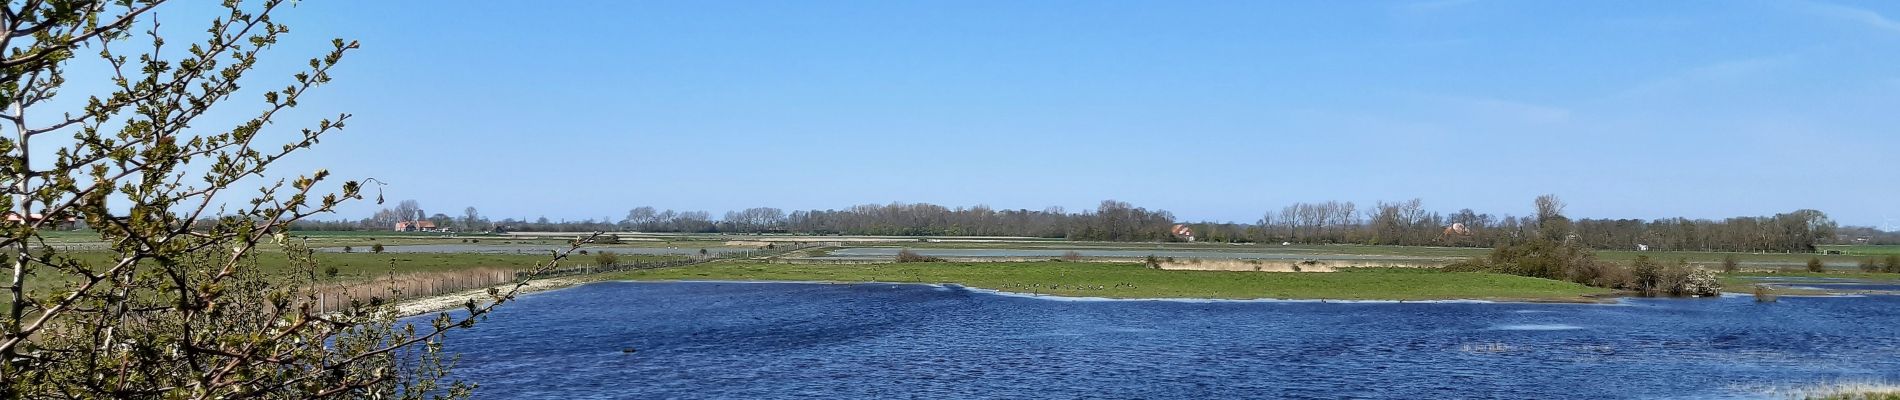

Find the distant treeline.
xmin=292 ymin=200 xmax=1178 ymax=242
xmin=1187 ymin=198 xmax=1848 ymax=253
xmin=292 ymin=197 xmax=1892 ymax=253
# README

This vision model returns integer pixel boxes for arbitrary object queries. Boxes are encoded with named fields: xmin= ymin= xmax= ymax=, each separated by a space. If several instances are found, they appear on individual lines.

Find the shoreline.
xmin=591 ymin=261 xmax=1618 ymax=303
xmin=389 ymin=263 xmax=1900 ymax=315
xmin=393 ymin=277 xmax=589 ymax=317
xmin=393 ymin=276 xmax=1623 ymax=312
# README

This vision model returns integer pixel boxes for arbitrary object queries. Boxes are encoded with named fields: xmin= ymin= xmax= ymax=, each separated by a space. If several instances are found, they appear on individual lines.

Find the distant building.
xmin=395 ymin=220 xmax=439 ymax=232
xmin=1170 ymin=224 xmax=1196 ymax=242
xmin=3 ymin=212 xmax=78 ymax=228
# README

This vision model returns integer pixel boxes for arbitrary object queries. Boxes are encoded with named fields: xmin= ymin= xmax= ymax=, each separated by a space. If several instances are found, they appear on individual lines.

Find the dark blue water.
xmin=427 ymin=282 xmax=1900 ymax=399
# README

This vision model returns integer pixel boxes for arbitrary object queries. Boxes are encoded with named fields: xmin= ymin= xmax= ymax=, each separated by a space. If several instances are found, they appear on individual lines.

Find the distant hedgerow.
xmin=895 ymin=249 xmax=943 ymax=263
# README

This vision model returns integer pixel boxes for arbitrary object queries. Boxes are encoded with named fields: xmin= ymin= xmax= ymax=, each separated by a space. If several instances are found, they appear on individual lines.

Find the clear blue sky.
xmin=225 ymin=1 xmax=1898 ymax=227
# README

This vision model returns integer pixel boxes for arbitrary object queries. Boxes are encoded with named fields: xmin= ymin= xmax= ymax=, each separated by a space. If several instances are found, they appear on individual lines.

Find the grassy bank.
xmin=814 ymin=241 xmax=1898 ymax=269
xmin=1718 ymin=271 xmax=1900 ymax=296
xmin=599 ymin=261 xmax=1614 ymax=302
xmin=13 ymin=250 xmax=683 ymax=292
xmin=6 ymin=249 xmax=686 ymax=311
xmin=288 ymin=231 xmax=740 ymax=249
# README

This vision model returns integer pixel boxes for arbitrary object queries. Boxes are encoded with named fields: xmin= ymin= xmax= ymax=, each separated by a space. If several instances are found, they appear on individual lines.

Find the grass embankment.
xmin=600 ymin=261 xmax=1614 ymax=302
xmin=1717 ymin=271 xmax=1900 ymax=296
xmin=837 ymin=242 xmax=1900 ymax=269
xmin=6 ymin=249 xmax=686 ymax=310
xmin=289 ymin=231 xmax=739 ymax=249
xmin=1820 ymin=245 xmax=1900 ymax=256
xmin=15 ymin=251 xmax=683 ymax=290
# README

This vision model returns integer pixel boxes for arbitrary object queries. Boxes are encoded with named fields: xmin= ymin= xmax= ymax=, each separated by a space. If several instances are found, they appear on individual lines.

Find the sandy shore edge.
xmin=455 ymin=277 xmax=1619 ymax=305
xmin=393 ymin=277 xmax=590 ymax=317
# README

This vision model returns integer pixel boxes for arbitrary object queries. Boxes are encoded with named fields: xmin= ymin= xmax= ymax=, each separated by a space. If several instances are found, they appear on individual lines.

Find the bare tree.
xmin=1535 ymin=194 xmax=1566 ymax=224
xmin=393 ymin=199 xmax=422 ymax=222
xmin=623 ymin=206 xmax=656 ymax=230
xmin=462 ymin=206 xmax=484 ymax=231
xmin=1534 ymin=194 xmax=1571 ymax=241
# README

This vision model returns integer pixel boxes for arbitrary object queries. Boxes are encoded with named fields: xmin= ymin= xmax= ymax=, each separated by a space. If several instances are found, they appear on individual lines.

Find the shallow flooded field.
xmin=428 ymin=282 xmax=1900 ymax=399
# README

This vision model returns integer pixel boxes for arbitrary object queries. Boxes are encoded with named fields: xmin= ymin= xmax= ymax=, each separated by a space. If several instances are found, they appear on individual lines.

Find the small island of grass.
xmin=598 ymin=261 xmax=1615 ymax=303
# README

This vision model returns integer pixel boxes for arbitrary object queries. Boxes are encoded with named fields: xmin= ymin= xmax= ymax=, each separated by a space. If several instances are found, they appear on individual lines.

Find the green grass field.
xmin=1717 ymin=270 xmax=1900 ymax=295
xmin=11 ymin=249 xmax=683 ymax=294
xmin=849 ymin=241 xmax=1900 ymax=269
xmin=16 ymin=230 xmax=1896 ymax=302
xmin=283 ymin=231 xmax=742 ymax=249
xmin=600 ymin=261 xmax=1614 ymax=302
xmin=1821 ymin=245 xmax=1900 ymax=256
xmin=44 ymin=229 xmax=1900 ymax=266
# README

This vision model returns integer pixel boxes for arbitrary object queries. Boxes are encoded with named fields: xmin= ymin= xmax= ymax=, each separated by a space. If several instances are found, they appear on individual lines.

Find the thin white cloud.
xmin=1395 ymin=0 xmax=1479 ymax=13
xmin=1421 ymin=94 xmax=1572 ymax=124
xmin=1617 ymin=55 xmax=1800 ymax=98
xmin=1405 ymin=38 xmax=1475 ymax=48
xmin=1685 ymin=56 xmax=1794 ymax=80
xmin=1800 ymin=1 xmax=1900 ymax=33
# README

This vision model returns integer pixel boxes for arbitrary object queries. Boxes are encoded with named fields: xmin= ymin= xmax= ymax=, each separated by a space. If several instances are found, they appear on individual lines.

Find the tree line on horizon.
xmin=1186 ymin=199 xmax=1845 ymax=253
xmin=289 ymin=197 xmax=1890 ymax=253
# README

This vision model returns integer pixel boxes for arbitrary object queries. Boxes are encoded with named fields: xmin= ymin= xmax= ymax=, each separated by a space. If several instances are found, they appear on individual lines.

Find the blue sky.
xmin=179 ymin=1 xmax=1900 ymax=227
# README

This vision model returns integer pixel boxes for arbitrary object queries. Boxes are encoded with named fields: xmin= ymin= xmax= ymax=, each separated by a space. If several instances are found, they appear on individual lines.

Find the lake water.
xmin=428 ymin=282 xmax=1900 ymax=399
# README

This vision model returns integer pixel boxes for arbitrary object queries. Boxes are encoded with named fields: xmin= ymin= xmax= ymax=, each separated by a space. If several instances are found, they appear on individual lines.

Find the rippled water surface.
xmin=430 ymin=282 xmax=1900 ymax=399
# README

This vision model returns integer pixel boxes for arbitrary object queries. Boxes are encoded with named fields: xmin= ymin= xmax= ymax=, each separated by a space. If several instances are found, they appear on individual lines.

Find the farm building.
xmin=3 ymin=212 xmax=79 ymax=228
xmin=394 ymin=220 xmax=439 ymax=232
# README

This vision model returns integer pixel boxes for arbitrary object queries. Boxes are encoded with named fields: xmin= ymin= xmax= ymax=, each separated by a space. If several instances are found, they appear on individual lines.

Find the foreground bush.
xmin=0 ymin=2 xmax=608 ymax=396
xmin=0 ymin=1 xmax=583 ymax=396
xmin=1625 ymin=256 xmax=1719 ymax=297
xmin=1677 ymin=267 xmax=1722 ymax=297
xmin=1452 ymin=242 xmax=1719 ymax=297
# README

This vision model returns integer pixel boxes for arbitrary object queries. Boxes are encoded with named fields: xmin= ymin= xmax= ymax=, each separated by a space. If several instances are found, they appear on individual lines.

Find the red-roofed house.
xmin=3 ymin=212 xmax=78 ymax=228
xmin=394 ymin=220 xmax=438 ymax=232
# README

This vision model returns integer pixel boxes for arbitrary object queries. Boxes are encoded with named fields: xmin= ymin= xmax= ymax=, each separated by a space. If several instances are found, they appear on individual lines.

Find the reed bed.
xmin=1770 ymin=381 xmax=1900 ymax=399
